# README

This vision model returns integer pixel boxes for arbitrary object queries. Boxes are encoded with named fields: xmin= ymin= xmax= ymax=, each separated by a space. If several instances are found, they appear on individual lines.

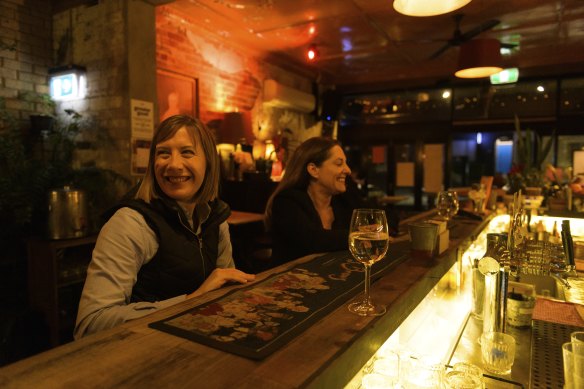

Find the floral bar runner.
xmin=149 ymin=242 xmax=409 ymax=360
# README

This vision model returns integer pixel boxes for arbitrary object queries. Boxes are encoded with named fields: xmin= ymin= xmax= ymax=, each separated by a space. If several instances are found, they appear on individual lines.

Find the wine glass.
xmin=348 ymin=208 xmax=390 ymax=316
xmin=435 ymin=190 xmax=459 ymax=221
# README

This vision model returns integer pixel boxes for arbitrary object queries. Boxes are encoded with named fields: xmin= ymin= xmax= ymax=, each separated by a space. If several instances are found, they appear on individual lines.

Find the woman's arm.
xmin=215 ymin=221 xmax=235 ymax=268
xmin=74 ymin=208 xmax=183 ymax=339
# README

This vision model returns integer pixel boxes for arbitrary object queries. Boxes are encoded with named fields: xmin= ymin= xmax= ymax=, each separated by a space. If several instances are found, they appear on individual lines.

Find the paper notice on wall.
xmin=423 ymin=144 xmax=444 ymax=193
xmin=396 ymin=162 xmax=414 ymax=187
xmin=132 ymin=138 xmax=152 ymax=176
xmin=131 ymin=99 xmax=154 ymax=139
xmin=574 ymin=150 xmax=584 ymax=176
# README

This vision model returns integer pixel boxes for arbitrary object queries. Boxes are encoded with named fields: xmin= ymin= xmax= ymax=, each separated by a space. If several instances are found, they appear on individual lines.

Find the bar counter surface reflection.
xmin=0 ymin=211 xmax=485 ymax=388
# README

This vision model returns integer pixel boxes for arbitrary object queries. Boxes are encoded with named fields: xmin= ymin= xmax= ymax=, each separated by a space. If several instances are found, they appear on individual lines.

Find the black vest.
xmin=112 ymin=197 xmax=230 ymax=302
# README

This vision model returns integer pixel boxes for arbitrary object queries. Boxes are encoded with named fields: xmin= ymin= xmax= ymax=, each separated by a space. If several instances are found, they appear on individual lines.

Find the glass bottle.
xmin=472 ymin=233 xmax=508 ymax=319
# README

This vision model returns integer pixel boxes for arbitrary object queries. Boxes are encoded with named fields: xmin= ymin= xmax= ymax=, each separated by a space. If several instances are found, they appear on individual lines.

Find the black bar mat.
xmin=149 ymin=241 xmax=409 ymax=360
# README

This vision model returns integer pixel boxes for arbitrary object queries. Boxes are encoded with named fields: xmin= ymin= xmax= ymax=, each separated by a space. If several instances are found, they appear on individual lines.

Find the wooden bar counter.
xmin=0 ymin=215 xmax=487 ymax=388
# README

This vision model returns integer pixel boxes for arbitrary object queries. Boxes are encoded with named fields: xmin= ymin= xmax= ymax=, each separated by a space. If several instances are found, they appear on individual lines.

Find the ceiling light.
xmin=306 ymin=45 xmax=318 ymax=61
xmin=393 ymin=0 xmax=472 ymax=17
xmin=537 ymin=85 xmax=545 ymax=92
xmin=455 ymin=39 xmax=503 ymax=78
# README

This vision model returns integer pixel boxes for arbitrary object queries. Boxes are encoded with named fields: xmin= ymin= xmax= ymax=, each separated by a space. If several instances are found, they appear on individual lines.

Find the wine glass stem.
xmin=363 ymin=263 xmax=372 ymax=305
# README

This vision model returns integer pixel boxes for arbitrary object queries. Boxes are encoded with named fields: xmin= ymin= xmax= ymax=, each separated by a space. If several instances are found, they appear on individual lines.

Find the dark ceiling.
xmin=162 ymin=0 xmax=584 ymax=92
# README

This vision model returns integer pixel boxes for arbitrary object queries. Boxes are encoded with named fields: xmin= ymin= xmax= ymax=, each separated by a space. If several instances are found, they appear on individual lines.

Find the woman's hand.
xmin=186 ymin=268 xmax=256 ymax=299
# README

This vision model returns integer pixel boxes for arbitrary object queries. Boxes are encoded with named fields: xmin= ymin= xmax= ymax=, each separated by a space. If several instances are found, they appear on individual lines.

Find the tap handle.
xmin=561 ymin=220 xmax=575 ymax=269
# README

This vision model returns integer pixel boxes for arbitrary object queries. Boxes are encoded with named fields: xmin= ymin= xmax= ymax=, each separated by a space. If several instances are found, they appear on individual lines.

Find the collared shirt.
xmin=74 ymin=205 xmax=233 ymax=339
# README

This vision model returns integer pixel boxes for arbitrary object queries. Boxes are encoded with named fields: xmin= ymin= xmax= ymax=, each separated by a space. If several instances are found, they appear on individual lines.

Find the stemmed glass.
xmin=348 ymin=208 xmax=390 ymax=316
xmin=435 ymin=190 xmax=459 ymax=221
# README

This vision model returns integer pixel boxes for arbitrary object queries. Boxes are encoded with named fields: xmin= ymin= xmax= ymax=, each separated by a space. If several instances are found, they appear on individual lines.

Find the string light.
xmin=307 ymin=45 xmax=318 ymax=61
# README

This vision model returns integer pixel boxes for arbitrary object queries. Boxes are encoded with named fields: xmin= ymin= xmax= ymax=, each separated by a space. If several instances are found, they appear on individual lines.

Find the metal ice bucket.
xmin=47 ymin=186 xmax=89 ymax=240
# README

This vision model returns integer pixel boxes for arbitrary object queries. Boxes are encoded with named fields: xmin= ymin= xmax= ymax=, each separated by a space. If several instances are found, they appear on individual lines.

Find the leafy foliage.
xmin=507 ymin=115 xmax=555 ymax=192
xmin=0 ymin=98 xmax=130 ymax=242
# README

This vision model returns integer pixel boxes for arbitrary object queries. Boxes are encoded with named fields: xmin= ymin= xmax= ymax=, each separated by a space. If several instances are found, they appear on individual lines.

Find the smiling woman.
xmin=265 ymin=137 xmax=365 ymax=266
xmin=74 ymin=115 xmax=255 ymax=339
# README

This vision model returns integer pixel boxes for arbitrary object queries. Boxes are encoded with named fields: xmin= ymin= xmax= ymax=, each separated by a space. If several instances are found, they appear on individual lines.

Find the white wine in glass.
xmin=348 ymin=208 xmax=389 ymax=316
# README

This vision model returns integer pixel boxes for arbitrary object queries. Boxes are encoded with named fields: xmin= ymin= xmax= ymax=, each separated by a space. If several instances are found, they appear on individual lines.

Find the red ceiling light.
xmin=306 ymin=45 xmax=318 ymax=61
xmin=455 ymin=39 xmax=503 ymax=78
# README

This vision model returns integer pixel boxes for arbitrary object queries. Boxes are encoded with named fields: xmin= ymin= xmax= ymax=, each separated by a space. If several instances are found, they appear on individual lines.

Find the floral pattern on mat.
xmin=150 ymin=242 xmax=410 ymax=359
xmin=165 ymin=268 xmax=329 ymax=343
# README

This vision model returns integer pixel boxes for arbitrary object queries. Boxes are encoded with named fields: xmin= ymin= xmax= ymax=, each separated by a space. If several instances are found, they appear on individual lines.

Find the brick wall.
xmin=0 ymin=0 xmax=52 ymax=128
xmin=52 ymin=1 xmax=131 ymax=176
xmin=155 ymin=6 xmax=317 ymax=150
xmin=1 ymin=1 xmax=319 ymax=177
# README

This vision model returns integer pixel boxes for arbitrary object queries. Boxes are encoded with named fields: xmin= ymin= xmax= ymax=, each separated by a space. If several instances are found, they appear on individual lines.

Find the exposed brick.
xmin=35 ymin=84 xmax=49 ymax=94
xmin=0 ymin=88 xmax=18 ymax=98
xmin=0 ymin=18 xmax=18 ymax=31
xmin=0 ymin=48 xmax=17 ymax=60
xmin=5 ymin=78 xmax=33 ymax=91
xmin=18 ymin=71 xmax=47 ymax=85
xmin=4 ymin=98 xmax=30 ymax=111
xmin=3 ymin=57 xmax=32 ymax=72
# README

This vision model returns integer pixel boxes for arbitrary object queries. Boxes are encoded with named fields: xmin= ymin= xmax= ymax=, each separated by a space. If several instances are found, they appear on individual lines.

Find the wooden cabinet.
xmin=27 ymin=236 xmax=96 ymax=346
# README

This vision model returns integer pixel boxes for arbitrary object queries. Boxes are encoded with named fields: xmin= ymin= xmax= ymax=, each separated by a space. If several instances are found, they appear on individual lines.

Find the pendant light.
xmin=455 ymin=39 xmax=503 ymax=78
xmin=393 ymin=0 xmax=472 ymax=17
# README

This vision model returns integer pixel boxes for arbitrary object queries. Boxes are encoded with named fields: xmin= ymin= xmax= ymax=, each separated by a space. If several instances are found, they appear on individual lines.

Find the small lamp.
xmin=252 ymin=139 xmax=266 ymax=161
xmin=49 ymin=65 xmax=87 ymax=101
xmin=454 ymin=39 xmax=503 ymax=79
xmin=264 ymin=140 xmax=277 ymax=161
xmin=393 ymin=0 xmax=472 ymax=17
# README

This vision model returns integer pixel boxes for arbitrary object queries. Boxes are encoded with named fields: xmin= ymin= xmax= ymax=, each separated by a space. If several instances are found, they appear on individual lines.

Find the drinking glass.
xmin=348 ymin=208 xmax=389 ymax=316
xmin=572 ymin=331 xmax=584 ymax=344
xmin=435 ymin=190 xmax=459 ymax=221
xmin=480 ymin=331 xmax=516 ymax=375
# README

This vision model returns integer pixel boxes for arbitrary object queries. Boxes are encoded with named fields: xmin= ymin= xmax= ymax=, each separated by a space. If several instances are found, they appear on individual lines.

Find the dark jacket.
xmin=270 ymin=187 xmax=361 ymax=265
xmin=109 ymin=197 xmax=230 ymax=302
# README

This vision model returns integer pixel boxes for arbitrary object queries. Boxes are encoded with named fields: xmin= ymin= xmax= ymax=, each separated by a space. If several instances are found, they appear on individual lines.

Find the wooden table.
xmin=0 ymin=216 xmax=486 ymax=389
xmin=227 ymin=211 xmax=266 ymax=273
xmin=227 ymin=210 xmax=264 ymax=226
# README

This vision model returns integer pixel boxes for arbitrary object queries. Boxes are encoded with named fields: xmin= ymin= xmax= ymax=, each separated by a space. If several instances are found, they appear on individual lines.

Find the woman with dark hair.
xmin=75 ymin=115 xmax=254 ymax=338
xmin=265 ymin=137 xmax=363 ymax=265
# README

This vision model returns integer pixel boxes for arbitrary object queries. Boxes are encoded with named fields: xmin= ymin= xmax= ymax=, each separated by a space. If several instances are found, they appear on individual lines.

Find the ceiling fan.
xmin=429 ymin=14 xmax=513 ymax=60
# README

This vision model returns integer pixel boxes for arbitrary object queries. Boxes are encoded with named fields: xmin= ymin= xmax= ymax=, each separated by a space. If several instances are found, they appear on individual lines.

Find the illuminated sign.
xmin=49 ymin=65 xmax=86 ymax=101
xmin=490 ymin=68 xmax=519 ymax=85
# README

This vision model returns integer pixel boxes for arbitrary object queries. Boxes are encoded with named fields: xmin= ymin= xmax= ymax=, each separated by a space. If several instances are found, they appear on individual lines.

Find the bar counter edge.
xmin=0 ymin=213 xmax=489 ymax=389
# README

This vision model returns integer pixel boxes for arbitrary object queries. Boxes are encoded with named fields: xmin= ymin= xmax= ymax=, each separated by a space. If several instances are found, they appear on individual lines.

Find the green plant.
xmin=507 ymin=115 xmax=554 ymax=192
xmin=19 ymin=91 xmax=56 ymax=116
xmin=0 ymin=97 xmax=130 ymax=243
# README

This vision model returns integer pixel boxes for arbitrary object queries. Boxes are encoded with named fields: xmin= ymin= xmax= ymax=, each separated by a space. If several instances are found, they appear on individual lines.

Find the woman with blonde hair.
xmin=75 ymin=115 xmax=254 ymax=338
xmin=265 ymin=137 xmax=363 ymax=266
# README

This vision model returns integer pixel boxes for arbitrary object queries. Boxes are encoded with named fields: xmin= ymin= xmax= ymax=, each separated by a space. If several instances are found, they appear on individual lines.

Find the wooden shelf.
xmin=27 ymin=235 xmax=97 ymax=347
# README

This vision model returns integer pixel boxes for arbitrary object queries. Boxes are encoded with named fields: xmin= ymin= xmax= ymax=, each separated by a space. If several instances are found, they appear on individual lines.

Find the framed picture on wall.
xmin=156 ymin=69 xmax=199 ymax=122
